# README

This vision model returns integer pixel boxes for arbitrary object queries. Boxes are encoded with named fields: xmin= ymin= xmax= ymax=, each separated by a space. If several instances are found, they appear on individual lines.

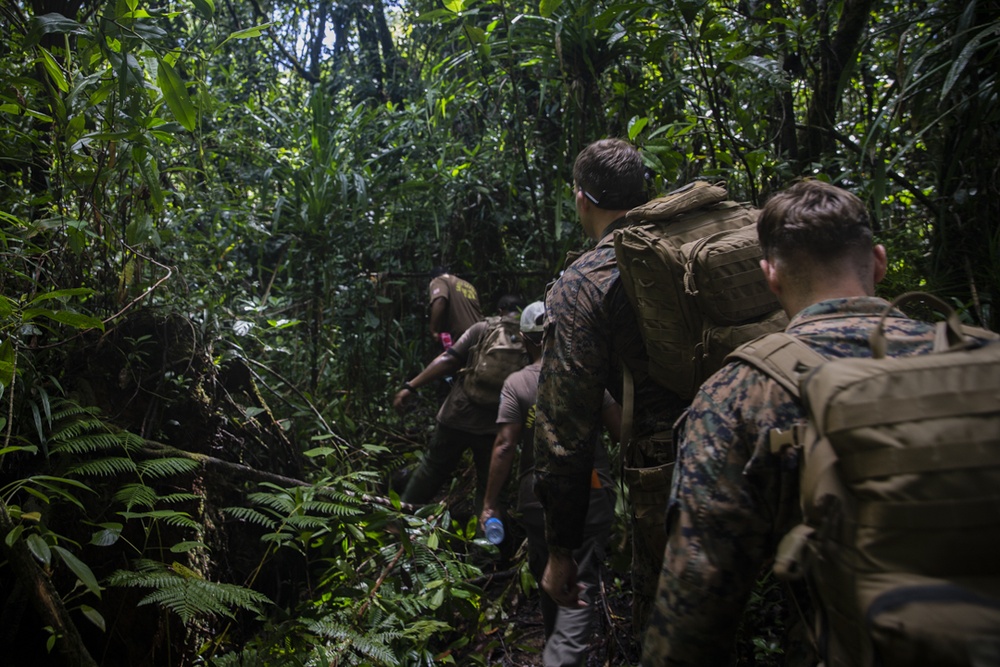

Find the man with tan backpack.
xmin=642 ymin=180 xmax=1000 ymax=666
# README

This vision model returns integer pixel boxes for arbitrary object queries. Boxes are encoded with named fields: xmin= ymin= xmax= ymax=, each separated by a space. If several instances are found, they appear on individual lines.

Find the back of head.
xmin=758 ymin=180 xmax=873 ymax=265
xmin=497 ymin=294 xmax=526 ymax=316
xmin=573 ymin=138 xmax=649 ymax=211
xmin=520 ymin=301 xmax=545 ymax=346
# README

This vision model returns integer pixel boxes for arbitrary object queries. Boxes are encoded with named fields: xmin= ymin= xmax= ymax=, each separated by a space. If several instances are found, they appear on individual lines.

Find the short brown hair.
xmin=573 ymin=139 xmax=649 ymax=211
xmin=757 ymin=180 xmax=872 ymax=262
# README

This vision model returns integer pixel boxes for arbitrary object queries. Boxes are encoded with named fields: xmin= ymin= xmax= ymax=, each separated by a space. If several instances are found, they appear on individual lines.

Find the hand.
xmin=541 ymin=551 xmax=586 ymax=608
xmin=392 ymin=388 xmax=411 ymax=414
xmin=479 ymin=507 xmax=497 ymax=532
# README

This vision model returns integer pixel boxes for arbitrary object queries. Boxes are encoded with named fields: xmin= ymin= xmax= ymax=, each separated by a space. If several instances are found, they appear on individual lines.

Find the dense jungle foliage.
xmin=0 ymin=0 xmax=997 ymax=664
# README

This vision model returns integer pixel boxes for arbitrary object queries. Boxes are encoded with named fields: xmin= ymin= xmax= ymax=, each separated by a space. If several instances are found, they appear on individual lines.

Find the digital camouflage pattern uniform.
xmin=534 ymin=218 xmax=687 ymax=633
xmin=642 ymin=297 xmax=951 ymax=666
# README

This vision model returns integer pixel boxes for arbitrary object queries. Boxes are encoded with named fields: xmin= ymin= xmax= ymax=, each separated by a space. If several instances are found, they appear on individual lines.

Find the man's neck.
xmin=782 ymin=284 xmax=874 ymax=319
xmin=590 ymin=210 xmax=631 ymax=240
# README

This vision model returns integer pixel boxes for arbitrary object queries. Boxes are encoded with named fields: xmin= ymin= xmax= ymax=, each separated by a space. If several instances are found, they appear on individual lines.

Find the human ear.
xmin=872 ymin=244 xmax=887 ymax=284
xmin=760 ymin=258 xmax=781 ymax=297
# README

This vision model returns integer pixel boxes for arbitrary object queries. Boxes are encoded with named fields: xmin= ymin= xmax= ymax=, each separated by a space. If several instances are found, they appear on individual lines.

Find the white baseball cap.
xmin=520 ymin=301 xmax=545 ymax=333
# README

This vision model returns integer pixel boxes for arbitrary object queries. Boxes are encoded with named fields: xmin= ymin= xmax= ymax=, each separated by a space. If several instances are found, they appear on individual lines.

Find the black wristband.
xmin=403 ymin=381 xmax=417 ymax=392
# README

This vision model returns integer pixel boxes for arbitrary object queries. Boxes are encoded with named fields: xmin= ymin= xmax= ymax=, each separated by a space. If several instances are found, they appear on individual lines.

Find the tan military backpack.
xmin=730 ymin=292 xmax=1000 ymax=666
xmin=459 ymin=314 xmax=529 ymax=406
xmin=612 ymin=180 xmax=787 ymax=401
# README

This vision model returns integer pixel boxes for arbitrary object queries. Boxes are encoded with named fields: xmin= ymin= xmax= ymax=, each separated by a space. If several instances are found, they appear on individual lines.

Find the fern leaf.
xmin=224 ymin=506 xmax=278 ymax=528
xmin=70 ymin=456 xmax=138 ymax=477
xmin=136 ymin=457 xmax=200 ymax=479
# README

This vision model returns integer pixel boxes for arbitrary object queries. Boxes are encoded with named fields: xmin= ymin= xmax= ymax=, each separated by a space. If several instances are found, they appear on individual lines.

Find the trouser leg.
xmin=400 ymin=423 xmax=466 ymax=504
xmin=623 ymin=462 xmax=672 ymax=637
xmin=542 ymin=487 xmax=614 ymax=667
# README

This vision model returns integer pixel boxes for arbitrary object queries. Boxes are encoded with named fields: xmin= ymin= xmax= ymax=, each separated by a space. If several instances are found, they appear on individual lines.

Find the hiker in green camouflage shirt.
xmin=534 ymin=139 xmax=687 ymax=635
xmin=642 ymin=180 xmax=963 ymax=665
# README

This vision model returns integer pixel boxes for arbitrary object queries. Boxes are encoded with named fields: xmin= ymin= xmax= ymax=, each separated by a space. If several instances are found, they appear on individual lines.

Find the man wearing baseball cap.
xmin=481 ymin=301 xmax=621 ymax=667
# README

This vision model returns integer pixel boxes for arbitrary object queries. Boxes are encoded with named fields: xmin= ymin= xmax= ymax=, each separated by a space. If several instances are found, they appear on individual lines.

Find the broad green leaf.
xmin=52 ymin=545 xmax=102 ymax=597
xmin=39 ymin=47 xmax=69 ymax=93
xmin=5 ymin=525 xmax=24 ymax=547
xmin=156 ymin=58 xmax=196 ymax=132
xmin=443 ymin=0 xmax=465 ymax=13
xmin=90 ymin=523 xmax=122 ymax=547
xmin=627 ymin=116 xmax=649 ymax=140
xmin=0 ymin=339 xmax=12 ymax=389
xmin=79 ymin=605 xmax=106 ymax=632
xmin=170 ymin=540 xmax=208 ymax=553
xmin=125 ymin=0 xmax=138 ymax=13
xmin=464 ymin=25 xmax=486 ymax=44
xmin=539 ymin=0 xmax=562 ymax=17
xmin=21 ymin=308 xmax=105 ymax=332
xmin=26 ymin=288 xmax=95 ymax=306
xmin=0 ymin=445 xmax=38 ymax=457
xmin=941 ymin=25 xmax=998 ymax=102
xmin=192 ymin=0 xmax=215 ymax=19
xmin=25 ymin=13 xmax=89 ymax=48
xmin=27 ymin=533 xmax=52 ymax=565
xmin=218 ymin=22 xmax=275 ymax=48
xmin=0 ymin=210 xmax=27 ymax=228
xmin=303 ymin=447 xmax=337 ymax=458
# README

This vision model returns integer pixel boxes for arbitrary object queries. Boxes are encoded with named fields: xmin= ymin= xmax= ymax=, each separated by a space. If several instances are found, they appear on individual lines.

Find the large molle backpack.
xmin=612 ymin=180 xmax=788 ymax=400
xmin=730 ymin=292 xmax=1000 ymax=667
xmin=460 ymin=314 xmax=529 ymax=406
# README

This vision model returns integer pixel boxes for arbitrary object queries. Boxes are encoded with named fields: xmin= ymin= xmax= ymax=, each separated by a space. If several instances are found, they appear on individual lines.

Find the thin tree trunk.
xmin=0 ymin=503 xmax=100 ymax=667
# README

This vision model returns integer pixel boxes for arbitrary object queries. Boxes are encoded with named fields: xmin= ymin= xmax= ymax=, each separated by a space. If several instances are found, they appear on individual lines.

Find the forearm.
xmin=482 ymin=425 xmax=518 ymax=513
xmin=405 ymin=350 xmax=460 ymax=388
xmin=429 ymin=298 xmax=447 ymax=338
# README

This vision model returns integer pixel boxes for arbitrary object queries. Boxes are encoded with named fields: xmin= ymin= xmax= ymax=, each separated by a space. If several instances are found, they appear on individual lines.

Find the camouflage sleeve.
xmin=533 ymin=269 xmax=611 ymax=550
xmin=642 ymin=362 xmax=801 ymax=665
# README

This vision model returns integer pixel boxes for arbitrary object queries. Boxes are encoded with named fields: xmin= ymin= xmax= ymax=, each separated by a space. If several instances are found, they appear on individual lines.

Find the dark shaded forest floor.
xmin=474 ymin=559 xmax=641 ymax=667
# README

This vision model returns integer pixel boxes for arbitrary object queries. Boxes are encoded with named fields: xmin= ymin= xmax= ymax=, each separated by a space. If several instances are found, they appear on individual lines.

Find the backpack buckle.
xmin=769 ymin=422 xmax=806 ymax=454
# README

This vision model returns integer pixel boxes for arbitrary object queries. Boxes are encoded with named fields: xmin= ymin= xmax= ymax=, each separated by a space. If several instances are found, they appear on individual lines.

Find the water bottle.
xmin=484 ymin=517 xmax=504 ymax=545
xmin=440 ymin=332 xmax=453 ymax=350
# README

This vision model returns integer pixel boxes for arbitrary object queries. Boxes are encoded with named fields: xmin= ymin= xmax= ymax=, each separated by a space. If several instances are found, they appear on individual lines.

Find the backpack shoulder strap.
xmin=727 ymin=332 xmax=828 ymax=400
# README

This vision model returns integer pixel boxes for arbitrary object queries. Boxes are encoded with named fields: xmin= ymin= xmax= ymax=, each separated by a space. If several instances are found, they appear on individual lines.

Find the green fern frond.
xmin=245 ymin=491 xmax=298 ymax=514
xmin=114 ymin=483 xmax=159 ymax=508
xmin=282 ymin=515 xmax=330 ymax=530
xmin=119 ymin=509 xmax=200 ymax=530
xmin=300 ymin=499 xmax=362 ymax=517
xmin=51 ymin=432 xmax=129 ymax=455
xmin=157 ymin=492 xmax=201 ymax=504
xmin=224 ymin=506 xmax=278 ymax=528
xmin=305 ymin=620 xmax=399 ymax=665
xmin=69 ymin=456 xmax=138 ymax=477
xmin=114 ymin=485 xmax=200 ymax=508
xmin=109 ymin=560 xmax=270 ymax=625
xmin=136 ymin=457 xmax=201 ymax=479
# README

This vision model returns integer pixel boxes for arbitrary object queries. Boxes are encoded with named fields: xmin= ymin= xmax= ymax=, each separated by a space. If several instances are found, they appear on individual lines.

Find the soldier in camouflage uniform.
xmin=642 ymin=180 xmax=966 ymax=665
xmin=533 ymin=139 xmax=688 ymax=636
